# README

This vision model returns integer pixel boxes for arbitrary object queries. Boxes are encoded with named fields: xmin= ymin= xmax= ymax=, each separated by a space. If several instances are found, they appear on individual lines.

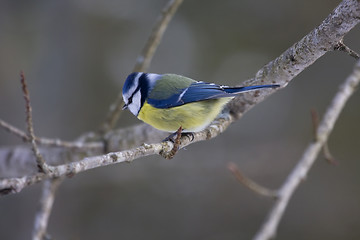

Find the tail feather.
xmin=223 ymin=84 xmax=280 ymax=94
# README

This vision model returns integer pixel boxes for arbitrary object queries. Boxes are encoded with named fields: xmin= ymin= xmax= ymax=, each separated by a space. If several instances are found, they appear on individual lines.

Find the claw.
xmin=185 ymin=132 xmax=195 ymax=142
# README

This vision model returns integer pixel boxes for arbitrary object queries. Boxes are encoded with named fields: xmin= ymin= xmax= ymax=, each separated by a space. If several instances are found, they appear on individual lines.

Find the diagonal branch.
xmin=0 ymin=119 xmax=30 ymax=143
xmin=253 ymin=58 xmax=360 ymax=240
xmin=310 ymin=109 xmax=338 ymax=165
xmin=228 ymin=0 xmax=360 ymax=119
xmin=100 ymin=0 xmax=184 ymax=134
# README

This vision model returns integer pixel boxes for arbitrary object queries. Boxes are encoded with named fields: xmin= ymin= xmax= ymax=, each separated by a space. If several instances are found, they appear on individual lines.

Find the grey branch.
xmin=253 ymin=58 xmax=360 ymax=240
xmin=1 ymin=0 xmax=360 ymax=196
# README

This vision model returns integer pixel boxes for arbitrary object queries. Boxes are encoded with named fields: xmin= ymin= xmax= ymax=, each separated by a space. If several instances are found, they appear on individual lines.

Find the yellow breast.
xmin=137 ymin=98 xmax=233 ymax=132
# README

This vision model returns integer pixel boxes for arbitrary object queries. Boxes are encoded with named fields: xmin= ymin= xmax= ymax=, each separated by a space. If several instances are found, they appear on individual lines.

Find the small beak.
xmin=122 ymin=104 xmax=128 ymax=110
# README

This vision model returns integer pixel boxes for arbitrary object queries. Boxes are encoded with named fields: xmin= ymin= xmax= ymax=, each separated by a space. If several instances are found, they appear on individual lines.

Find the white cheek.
xmin=128 ymin=90 xmax=142 ymax=116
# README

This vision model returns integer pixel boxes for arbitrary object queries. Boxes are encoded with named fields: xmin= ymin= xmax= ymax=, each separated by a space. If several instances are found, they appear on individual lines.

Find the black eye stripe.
xmin=126 ymin=73 xmax=149 ymax=113
xmin=128 ymin=85 xmax=140 ymax=104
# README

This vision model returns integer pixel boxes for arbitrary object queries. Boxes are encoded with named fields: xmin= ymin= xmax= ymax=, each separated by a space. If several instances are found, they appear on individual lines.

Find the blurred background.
xmin=0 ymin=0 xmax=359 ymax=239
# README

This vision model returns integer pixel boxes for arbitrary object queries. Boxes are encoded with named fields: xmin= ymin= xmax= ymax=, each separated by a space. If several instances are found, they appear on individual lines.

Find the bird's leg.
xmin=162 ymin=126 xmax=182 ymax=142
xmin=172 ymin=126 xmax=182 ymax=150
xmin=162 ymin=126 xmax=183 ymax=160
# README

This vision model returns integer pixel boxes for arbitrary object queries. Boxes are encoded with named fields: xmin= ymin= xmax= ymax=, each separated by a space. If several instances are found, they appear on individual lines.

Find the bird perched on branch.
xmin=122 ymin=72 xmax=279 ymax=133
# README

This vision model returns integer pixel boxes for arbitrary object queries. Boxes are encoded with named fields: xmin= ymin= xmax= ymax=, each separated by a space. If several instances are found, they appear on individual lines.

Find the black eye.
xmin=128 ymin=97 xmax=133 ymax=104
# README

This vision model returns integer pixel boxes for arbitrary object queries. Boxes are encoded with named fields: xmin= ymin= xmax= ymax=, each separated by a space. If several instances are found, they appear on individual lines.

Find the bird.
xmin=122 ymin=72 xmax=279 ymax=133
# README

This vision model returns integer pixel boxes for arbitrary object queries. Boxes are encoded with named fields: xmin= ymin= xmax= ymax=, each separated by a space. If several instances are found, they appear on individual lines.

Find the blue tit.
xmin=122 ymin=72 xmax=279 ymax=133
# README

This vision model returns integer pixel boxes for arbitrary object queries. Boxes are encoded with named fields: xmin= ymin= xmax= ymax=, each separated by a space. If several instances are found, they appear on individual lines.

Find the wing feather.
xmin=147 ymin=79 xmax=279 ymax=109
xmin=148 ymin=82 xmax=231 ymax=108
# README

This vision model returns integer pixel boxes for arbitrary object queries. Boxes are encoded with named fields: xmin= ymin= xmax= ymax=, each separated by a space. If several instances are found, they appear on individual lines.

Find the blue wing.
xmin=147 ymin=81 xmax=279 ymax=109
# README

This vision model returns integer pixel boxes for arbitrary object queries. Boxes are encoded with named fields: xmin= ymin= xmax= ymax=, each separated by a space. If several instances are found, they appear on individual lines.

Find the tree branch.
xmin=1 ymin=0 xmax=359 ymax=196
xmin=253 ymin=58 xmax=360 ymax=240
xmin=228 ymin=162 xmax=278 ymax=198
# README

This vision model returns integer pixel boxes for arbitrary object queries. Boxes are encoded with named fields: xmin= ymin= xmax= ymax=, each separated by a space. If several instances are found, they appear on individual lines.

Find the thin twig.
xmin=99 ymin=0 xmax=184 ymax=134
xmin=323 ymin=142 xmax=338 ymax=165
xmin=0 ymin=119 xmax=102 ymax=150
xmin=228 ymin=162 xmax=278 ymax=198
xmin=310 ymin=108 xmax=320 ymax=140
xmin=334 ymin=40 xmax=360 ymax=59
xmin=32 ymin=178 xmax=62 ymax=240
xmin=254 ymin=59 xmax=360 ymax=240
xmin=20 ymin=71 xmax=50 ymax=173
xmin=0 ymin=119 xmax=30 ymax=142
xmin=310 ymin=109 xmax=338 ymax=165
